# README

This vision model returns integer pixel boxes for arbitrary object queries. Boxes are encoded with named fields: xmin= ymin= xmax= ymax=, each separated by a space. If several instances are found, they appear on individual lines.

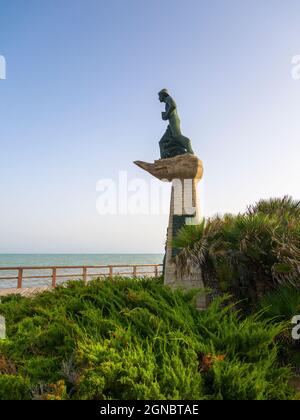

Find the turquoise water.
xmin=0 ymin=254 xmax=164 ymax=289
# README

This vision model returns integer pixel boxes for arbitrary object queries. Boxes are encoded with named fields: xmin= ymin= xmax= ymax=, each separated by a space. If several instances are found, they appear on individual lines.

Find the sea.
xmin=0 ymin=254 xmax=164 ymax=289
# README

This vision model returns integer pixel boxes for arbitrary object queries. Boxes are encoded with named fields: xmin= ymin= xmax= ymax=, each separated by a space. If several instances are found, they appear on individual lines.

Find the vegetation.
xmin=258 ymin=286 xmax=300 ymax=376
xmin=0 ymin=197 xmax=299 ymax=400
xmin=0 ymin=277 xmax=296 ymax=400
xmin=259 ymin=285 xmax=300 ymax=322
xmin=174 ymin=196 xmax=300 ymax=383
xmin=174 ymin=196 xmax=300 ymax=304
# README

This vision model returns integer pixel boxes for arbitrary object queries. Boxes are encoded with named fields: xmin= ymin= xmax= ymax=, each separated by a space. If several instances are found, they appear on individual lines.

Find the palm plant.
xmin=174 ymin=217 xmax=225 ymax=297
xmin=259 ymin=285 xmax=300 ymax=321
xmin=174 ymin=197 xmax=300 ymax=304
xmin=247 ymin=195 xmax=300 ymax=219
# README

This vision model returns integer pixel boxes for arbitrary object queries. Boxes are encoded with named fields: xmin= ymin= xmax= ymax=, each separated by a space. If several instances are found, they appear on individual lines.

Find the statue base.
xmin=134 ymin=154 xmax=206 ymax=309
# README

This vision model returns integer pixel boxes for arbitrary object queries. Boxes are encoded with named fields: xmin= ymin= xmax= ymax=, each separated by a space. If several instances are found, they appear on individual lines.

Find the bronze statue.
xmin=158 ymin=89 xmax=194 ymax=159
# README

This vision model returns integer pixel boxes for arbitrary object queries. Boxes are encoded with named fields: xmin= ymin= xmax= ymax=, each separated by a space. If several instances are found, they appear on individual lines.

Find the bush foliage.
xmin=0 ymin=278 xmax=295 ymax=400
xmin=174 ymin=196 xmax=300 ymax=303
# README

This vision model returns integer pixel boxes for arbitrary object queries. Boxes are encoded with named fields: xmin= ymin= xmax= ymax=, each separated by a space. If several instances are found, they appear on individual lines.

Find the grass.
xmin=0 ymin=277 xmax=296 ymax=400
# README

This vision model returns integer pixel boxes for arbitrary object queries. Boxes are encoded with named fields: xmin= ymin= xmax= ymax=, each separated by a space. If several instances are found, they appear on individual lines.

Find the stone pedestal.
xmin=134 ymin=154 xmax=206 ymax=308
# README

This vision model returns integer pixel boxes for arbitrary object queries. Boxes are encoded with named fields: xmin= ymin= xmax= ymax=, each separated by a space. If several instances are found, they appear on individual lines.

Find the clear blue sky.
xmin=0 ymin=0 xmax=299 ymax=253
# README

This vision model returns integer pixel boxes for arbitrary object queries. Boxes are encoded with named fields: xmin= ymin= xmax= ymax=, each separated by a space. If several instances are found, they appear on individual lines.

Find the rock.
xmin=134 ymin=154 xmax=203 ymax=182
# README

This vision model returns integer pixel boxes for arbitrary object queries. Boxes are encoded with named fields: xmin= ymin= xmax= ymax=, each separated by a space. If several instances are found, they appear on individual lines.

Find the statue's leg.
xmin=173 ymin=135 xmax=194 ymax=155
xmin=159 ymin=140 xmax=166 ymax=159
xmin=159 ymin=137 xmax=168 ymax=159
xmin=169 ymin=115 xmax=182 ymax=137
xmin=183 ymin=138 xmax=194 ymax=155
xmin=159 ymin=126 xmax=172 ymax=159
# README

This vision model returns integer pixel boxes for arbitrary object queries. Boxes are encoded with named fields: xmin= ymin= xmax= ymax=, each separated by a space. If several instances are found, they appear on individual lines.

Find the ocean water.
xmin=0 ymin=254 xmax=164 ymax=289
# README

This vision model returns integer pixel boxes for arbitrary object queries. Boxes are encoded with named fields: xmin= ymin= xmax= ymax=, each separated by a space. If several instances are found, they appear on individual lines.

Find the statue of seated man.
xmin=158 ymin=89 xmax=194 ymax=159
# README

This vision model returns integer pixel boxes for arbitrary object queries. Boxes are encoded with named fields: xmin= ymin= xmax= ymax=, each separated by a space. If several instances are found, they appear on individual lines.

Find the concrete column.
xmin=134 ymin=154 xmax=206 ymax=308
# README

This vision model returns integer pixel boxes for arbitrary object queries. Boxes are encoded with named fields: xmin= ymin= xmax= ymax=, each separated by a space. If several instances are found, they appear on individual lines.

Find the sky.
xmin=0 ymin=0 xmax=299 ymax=253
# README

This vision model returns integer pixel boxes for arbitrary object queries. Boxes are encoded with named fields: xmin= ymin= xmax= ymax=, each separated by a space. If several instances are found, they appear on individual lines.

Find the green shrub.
xmin=203 ymin=357 xmax=292 ymax=400
xmin=0 ymin=375 xmax=31 ymax=400
xmin=0 ymin=278 xmax=296 ymax=400
xmin=174 ymin=196 xmax=300 ymax=305
xmin=258 ymin=286 xmax=300 ymax=373
xmin=259 ymin=286 xmax=300 ymax=321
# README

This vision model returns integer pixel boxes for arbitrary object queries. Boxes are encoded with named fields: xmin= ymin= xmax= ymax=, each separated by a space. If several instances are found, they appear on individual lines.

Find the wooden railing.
xmin=0 ymin=264 xmax=163 ymax=290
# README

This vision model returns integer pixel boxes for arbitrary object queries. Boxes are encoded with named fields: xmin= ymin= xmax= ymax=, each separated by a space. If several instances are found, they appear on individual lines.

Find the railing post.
xmin=17 ymin=268 xmax=23 ymax=289
xmin=83 ymin=267 xmax=87 ymax=285
xmin=155 ymin=265 xmax=159 ymax=278
xmin=109 ymin=266 xmax=113 ymax=277
xmin=133 ymin=266 xmax=137 ymax=278
xmin=52 ymin=268 xmax=57 ymax=288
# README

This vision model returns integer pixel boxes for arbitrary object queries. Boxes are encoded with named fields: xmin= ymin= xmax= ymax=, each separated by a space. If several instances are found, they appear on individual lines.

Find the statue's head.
xmin=158 ymin=88 xmax=169 ymax=102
